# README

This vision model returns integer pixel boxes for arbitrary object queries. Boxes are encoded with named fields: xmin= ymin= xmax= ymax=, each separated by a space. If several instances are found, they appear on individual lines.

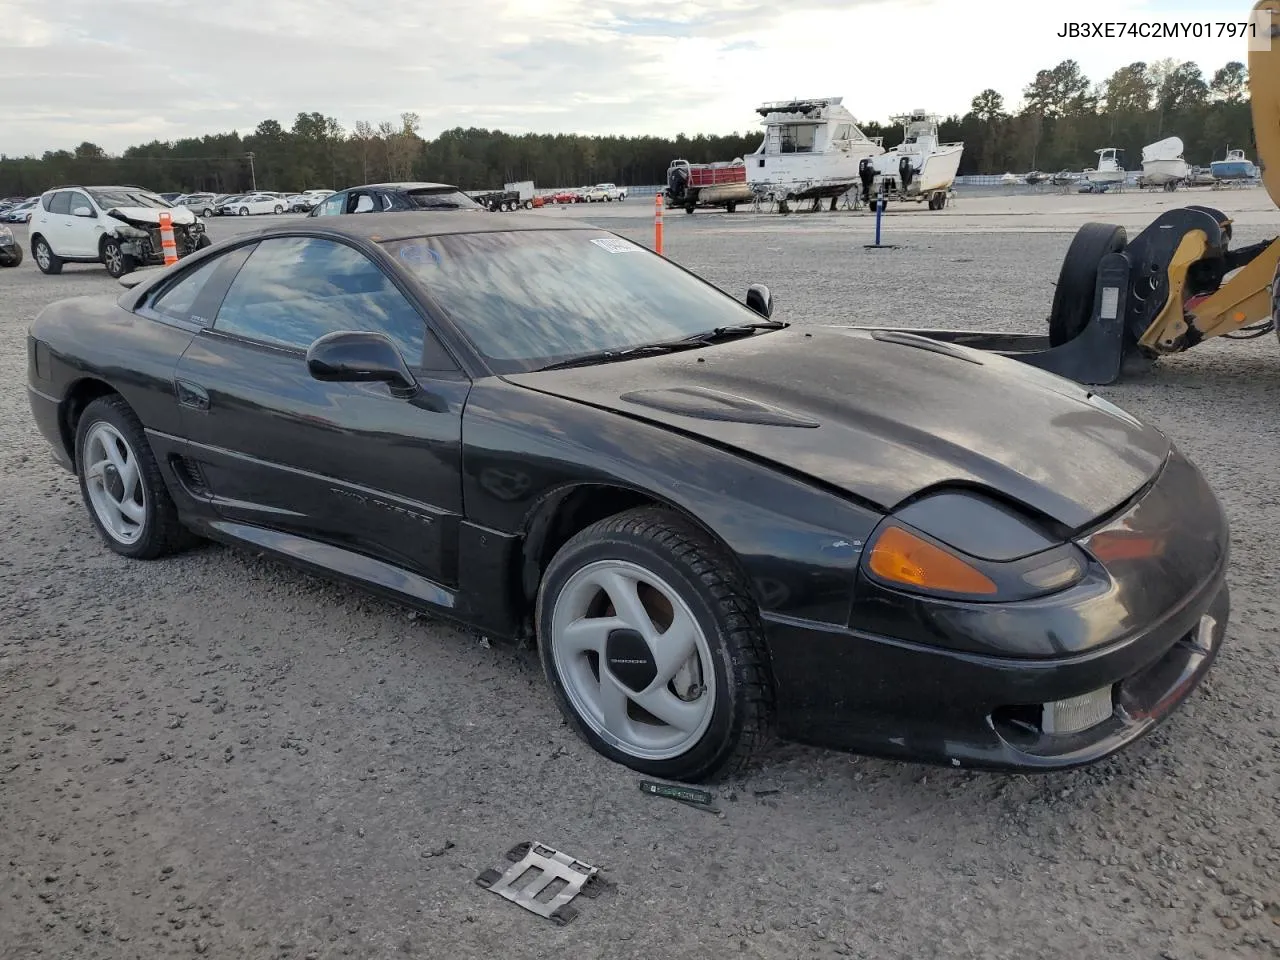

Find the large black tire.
xmin=101 ymin=238 xmax=135 ymax=278
xmin=32 ymin=235 xmax=62 ymax=275
xmin=0 ymin=243 xmax=22 ymax=267
xmin=195 ymin=234 xmax=212 ymax=250
xmin=536 ymin=506 xmax=774 ymax=783
xmin=1047 ymin=222 xmax=1128 ymax=347
xmin=74 ymin=395 xmax=198 ymax=560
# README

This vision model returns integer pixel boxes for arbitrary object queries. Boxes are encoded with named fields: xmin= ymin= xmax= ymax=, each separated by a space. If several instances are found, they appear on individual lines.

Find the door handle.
xmin=175 ymin=379 xmax=209 ymax=411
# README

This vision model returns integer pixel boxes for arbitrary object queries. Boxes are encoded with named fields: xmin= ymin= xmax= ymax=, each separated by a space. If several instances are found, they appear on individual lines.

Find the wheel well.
xmin=517 ymin=484 xmax=756 ymax=623
xmin=60 ymin=378 xmax=119 ymax=467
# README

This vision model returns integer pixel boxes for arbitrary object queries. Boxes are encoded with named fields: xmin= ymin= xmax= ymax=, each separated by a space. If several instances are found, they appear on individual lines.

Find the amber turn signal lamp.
xmin=867 ymin=525 xmax=998 ymax=596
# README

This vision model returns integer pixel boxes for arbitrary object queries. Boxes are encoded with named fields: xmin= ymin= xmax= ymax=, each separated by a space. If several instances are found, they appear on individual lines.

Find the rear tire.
xmin=1048 ymin=222 xmax=1127 ymax=347
xmin=32 ymin=236 xmax=62 ymax=275
xmin=536 ymin=507 xmax=774 ymax=783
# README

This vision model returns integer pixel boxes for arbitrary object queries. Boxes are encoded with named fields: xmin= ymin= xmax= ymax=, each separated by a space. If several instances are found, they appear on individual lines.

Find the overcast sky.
xmin=1 ymin=0 xmax=1251 ymax=156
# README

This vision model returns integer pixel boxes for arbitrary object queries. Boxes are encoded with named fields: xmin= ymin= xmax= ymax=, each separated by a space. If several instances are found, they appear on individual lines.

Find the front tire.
xmin=239 ymin=207 xmax=249 ymax=216
xmin=74 ymin=396 xmax=196 ymax=560
xmin=101 ymin=238 xmax=134 ymax=278
xmin=273 ymin=204 xmax=283 ymax=214
xmin=0 ymin=243 xmax=22 ymax=267
xmin=536 ymin=507 xmax=773 ymax=783
xmin=32 ymin=236 xmax=62 ymax=274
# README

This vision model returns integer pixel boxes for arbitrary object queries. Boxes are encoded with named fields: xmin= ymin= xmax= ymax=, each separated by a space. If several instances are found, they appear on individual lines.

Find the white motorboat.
xmin=1210 ymin=147 xmax=1259 ymax=181
xmin=1084 ymin=147 xmax=1126 ymax=185
xmin=744 ymin=97 xmax=884 ymax=211
xmin=866 ymin=110 xmax=964 ymax=209
xmin=1141 ymin=137 xmax=1191 ymax=188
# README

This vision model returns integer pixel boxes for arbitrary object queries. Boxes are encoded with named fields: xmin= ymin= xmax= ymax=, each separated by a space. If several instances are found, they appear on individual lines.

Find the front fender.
xmin=461 ymin=379 xmax=882 ymax=626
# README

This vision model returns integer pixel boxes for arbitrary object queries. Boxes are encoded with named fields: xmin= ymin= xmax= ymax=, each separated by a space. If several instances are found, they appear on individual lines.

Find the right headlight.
xmin=860 ymin=489 xmax=1089 ymax=603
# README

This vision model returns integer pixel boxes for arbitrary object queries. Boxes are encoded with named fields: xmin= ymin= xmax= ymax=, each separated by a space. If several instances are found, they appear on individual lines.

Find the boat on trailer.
xmin=1084 ymin=147 xmax=1126 ymax=187
xmin=863 ymin=109 xmax=964 ymax=210
xmin=744 ymin=97 xmax=884 ymax=212
xmin=1210 ymin=147 xmax=1259 ymax=181
xmin=1140 ymin=137 xmax=1191 ymax=191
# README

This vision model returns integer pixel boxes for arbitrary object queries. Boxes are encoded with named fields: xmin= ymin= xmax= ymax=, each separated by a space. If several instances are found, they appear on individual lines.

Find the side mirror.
xmin=306 ymin=331 xmax=419 ymax=398
xmin=73 ymin=206 xmax=94 ymax=217
xmin=746 ymin=283 xmax=772 ymax=318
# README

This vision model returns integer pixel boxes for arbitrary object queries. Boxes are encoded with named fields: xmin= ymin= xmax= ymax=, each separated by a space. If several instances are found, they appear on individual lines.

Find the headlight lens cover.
xmin=860 ymin=490 xmax=1089 ymax=603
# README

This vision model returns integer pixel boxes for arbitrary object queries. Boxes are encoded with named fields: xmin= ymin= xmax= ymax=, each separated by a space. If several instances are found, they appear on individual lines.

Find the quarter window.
xmin=211 ymin=236 xmax=427 ymax=362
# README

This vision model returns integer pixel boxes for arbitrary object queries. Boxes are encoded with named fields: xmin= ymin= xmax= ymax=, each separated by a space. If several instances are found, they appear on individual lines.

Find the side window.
xmin=211 ymin=237 xmax=427 ymax=363
xmin=352 ymin=192 xmax=376 ymax=213
xmin=47 ymin=192 xmax=71 ymax=215
xmin=148 ymin=255 xmax=225 ymax=322
xmin=67 ymin=191 xmax=92 ymax=216
xmin=314 ymin=192 xmax=345 ymax=216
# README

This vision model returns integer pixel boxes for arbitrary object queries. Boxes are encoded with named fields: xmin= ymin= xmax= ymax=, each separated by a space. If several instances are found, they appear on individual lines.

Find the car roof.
xmin=347 ymin=182 xmax=461 ymax=191
xmin=236 ymin=211 xmax=597 ymax=243
xmin=44 ymin=185 xmax=149 ymax=193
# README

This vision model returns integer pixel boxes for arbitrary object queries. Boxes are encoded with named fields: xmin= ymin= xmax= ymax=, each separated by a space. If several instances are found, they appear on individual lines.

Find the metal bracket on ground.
xmin=475 ymin=841 xmax=613 ymax=925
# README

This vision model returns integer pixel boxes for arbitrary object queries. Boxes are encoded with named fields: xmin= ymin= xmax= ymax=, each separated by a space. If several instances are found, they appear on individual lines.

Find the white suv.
xmin=30 ymin=185 xmax=209 ymax=278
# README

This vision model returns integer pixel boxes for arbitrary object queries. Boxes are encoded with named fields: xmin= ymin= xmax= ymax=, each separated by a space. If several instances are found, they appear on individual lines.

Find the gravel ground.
xmin=2 ymin=195 xmax=1279 ymax=960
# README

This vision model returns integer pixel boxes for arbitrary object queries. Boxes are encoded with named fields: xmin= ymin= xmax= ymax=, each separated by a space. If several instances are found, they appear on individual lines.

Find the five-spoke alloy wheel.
xmin=537 ymin=507 xmax=773 ymax=782
xmin=75 ymin=395 xmax=196 ymax=559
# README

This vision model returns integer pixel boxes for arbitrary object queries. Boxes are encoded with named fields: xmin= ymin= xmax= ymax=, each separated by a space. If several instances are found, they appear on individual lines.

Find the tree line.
xmin=0 ymin=57 xmax=1253 ymax=197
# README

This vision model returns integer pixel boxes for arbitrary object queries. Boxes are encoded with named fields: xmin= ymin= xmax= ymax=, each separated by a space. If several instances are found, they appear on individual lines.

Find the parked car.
xmin=583 ymin=183 xmax=627 ymax=202
xmin=308 ymin=182 xmax=483 ymax=217
xmin=28 ymin=185 xmax=209 ymax=278
xmin=3 ymin=199 xmax=39 ymax=223
xmin=23 ymin=212 xmax=1231 ymax=783
xmin=0 ymin=224 xmax=22 ymax=266
xmin=177 ymin=193 xmax=220 ymax=217
xmin=218 ymin=193 xmax=286 ymax=216
xmin=288 ymin=190 xmax=333 ymax=212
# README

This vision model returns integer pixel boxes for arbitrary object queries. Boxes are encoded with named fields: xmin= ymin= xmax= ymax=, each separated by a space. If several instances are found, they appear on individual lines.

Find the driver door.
xmin=172 ymin=234 xmax=471 ymax=589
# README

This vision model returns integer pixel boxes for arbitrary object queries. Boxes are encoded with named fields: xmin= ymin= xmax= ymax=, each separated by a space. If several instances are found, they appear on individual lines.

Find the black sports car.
xmin=25 ymin=213 xmax=1230 ymax=783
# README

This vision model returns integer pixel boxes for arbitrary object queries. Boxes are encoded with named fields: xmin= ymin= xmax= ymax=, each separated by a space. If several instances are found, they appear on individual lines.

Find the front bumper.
xmin=764 ymin=443 xmax=1231 ymax=772
xmin=763 ymin=577 xmax=1227 ymax=771
xmin=27 ymin=384 xmax=74 ymax=473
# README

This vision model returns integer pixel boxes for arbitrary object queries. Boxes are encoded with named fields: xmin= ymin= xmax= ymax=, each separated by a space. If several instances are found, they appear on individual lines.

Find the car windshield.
xmin=404 ymin=187 xmax=482 ymax=211
xmin=87 ymin=189 xmax=171 ymax=209
xmin=381 ymin=229 xmax=770 ymax=374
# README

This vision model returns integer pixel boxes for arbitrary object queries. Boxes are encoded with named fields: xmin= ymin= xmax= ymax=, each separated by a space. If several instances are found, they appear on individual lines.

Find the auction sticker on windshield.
xmin=590 ymin=237 xmax=642 ymax=254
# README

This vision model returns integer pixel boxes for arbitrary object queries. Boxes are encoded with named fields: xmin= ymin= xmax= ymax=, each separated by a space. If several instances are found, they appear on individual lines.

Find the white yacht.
xmin=744 ymin=97 xmax=884 ymax=210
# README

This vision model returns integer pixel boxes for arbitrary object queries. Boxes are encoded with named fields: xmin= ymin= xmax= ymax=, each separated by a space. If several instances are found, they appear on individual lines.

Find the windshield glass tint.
xmin=404 ymin=188 xmax=481 ymax=210
xmin=88 ymin=189 xmax=170 ymax=208
xmin=381 ymin=229 xmax=763 ymax=373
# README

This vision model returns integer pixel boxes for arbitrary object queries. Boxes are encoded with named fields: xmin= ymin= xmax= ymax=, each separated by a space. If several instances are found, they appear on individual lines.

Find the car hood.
xmin=107 ymin=205 xmax=197 ymax=226
xmin=502 ymin=326 xmax=1171 ymax=531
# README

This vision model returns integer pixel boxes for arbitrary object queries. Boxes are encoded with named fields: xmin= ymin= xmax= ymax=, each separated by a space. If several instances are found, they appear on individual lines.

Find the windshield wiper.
xmin=678 ymin=319 xmax=789 ymax=344
xmin=536 ymin=339 xmax=709 ymax=371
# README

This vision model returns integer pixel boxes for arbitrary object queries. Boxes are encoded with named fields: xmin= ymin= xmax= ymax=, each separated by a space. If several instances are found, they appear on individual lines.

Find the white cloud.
xmin=0 ymin=0 xmax=1252 ymax=155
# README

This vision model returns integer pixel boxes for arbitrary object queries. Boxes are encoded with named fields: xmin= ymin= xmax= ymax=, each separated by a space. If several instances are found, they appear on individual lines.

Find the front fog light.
xmin=1042 ymin=686 xmax=1114 ymax=735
